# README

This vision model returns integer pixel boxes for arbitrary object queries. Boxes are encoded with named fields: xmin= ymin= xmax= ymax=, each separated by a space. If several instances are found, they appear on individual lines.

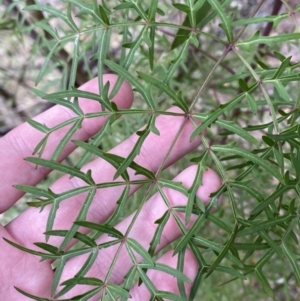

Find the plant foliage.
xmin=2 ymin=0 xmax=300 ymax=300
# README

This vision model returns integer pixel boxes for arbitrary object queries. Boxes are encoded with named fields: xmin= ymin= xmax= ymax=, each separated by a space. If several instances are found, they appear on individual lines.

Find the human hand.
xmin=0 ymin=74 xmax=222 ymax=300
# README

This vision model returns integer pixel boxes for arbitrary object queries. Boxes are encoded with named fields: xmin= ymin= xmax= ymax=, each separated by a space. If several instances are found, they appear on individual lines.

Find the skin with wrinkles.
xmin=0 ymin=74 xmax=222 ymax=300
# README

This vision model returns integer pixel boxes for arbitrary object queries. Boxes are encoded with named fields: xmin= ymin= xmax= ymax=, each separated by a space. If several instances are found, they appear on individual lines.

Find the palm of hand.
xmin=0 ymin=74 xmax=221 ymax=300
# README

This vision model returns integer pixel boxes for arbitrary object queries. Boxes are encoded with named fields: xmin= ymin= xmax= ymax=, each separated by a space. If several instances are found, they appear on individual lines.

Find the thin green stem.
xmin=189 ymin=46 xmax=231 ymax=111
xmin=233 ymin=0 xmax=266 ymax=43
xmin=233 ymin=47 xmax=279 ymax=134
xmin=103 ymin=181 xmax=155 ymax=284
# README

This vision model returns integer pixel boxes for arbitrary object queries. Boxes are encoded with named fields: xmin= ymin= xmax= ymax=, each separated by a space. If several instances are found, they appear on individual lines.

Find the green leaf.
xmin=164 ymin=38 xmax=190 ymax=84
xmin=39 ymin=94 xmax=84 ymax=116
xmin=211 ymin=145 xmax=284 ymax=183
xmin=98 ymin=4 xmax=109 ymax=25
xmin=148 ymin=0 xmax=159 ymax=21
xmin=251 ymin=184 xmax=294 ymax=215
xmin=260 ymin=230 xmax=283 ymax=258
xmin=74 ymin=116 xmax=113 ymax=171
xmin=127 ymin=238 xmax=154 ymax=265
xmin=238 ymin=79 xmax=249 ymax=92
xmin=215 ymin=266 xmax=246 ymax=279
xmin=25 ymin=118 xmax=50 ymax=134
xmin=45 ymin=230 xmax=97 ymax=247
xmin=191 ymin=92 xmax=246 ymax=140
xmin=171 ymin=1 xmax=211 ymax=50
xmin=58 ymin=188 xmax=97 ymax=250
xmin=254 ymin=250 xmax=275 ymax=297
xmin=14 ymin=185 xmax=56 ymax=198
xmin=0 ymin=19 xmax=15 ymax=30
xmin=61 ymin=276 xmax=103 ymax=287
xmin=217 ymin=120 xmax=260 ymax=145
xmin=148 ymin=26 xmax=155 ymax=70
xmin=65 ymin=0 xmax=103 ymax=24
xmin=137 ymin=72 xmax=188 ymax=112
xmin=237 ymin=215 xmax=292 ymax=237
xmin=148 ymin=211 xmax=171 ymax=256
xmin=136 ymin=266 xmax=157 ymax=296
xmin=192 ymin=236 xmax=243 ymax=267
xmin=74 ymin=221 xmax=124 ymax=239
xmin=104 ymin=59 xmax=154 ymax=109
xmin=139 ymin=262 xmax=191 ymax=283
xmin=172 ymin=3 xmax=190 ymax=14
xmin=24 ymin=4 xmax=79 ymax=31
xmin=271 ymin=56 xmax=292 ymax=79
xmin=35 ymin=41 xmax=59 ymax=85
xmin=282 ymin=242 xmax=300 ymax=284
xmin=3 ymin=238 xmax=58 ymax=260
xmin=231 ymin=242 xmax=270 ymax=251
xmin=74 ymin=140 xmax=155 ymax=180
xmin=206 ymin=215 xmax=232 ymax=233
xmin=110 ymin=26 xmax=148 ymax=98
xmin=105 ymin=185 xmax=130 ymax=226
xmin=237 ymin=32 xmax=300 ymax=51
xmin=34 ymin=242 xmax=59 ymax=254
xmin=68 ymin=35 xmax=80 ymax=89
xmin=113 ymin=3 xmax=135 ymax=11
xmin=246 ymin=93 xmax=258 ymax=115
xmin=189 ymin=266 xmax=205 ymax=300
xmin=107 ymin=283 xmax=131 ymax=298
xmin=207 ymin=0 xmax=233 ymax=42
xmin=73 ymin=140 xmax=129 ymax=181
xmin=121 ymin=267 xmax=137 ymax=301
xmin=177 ymin=248 xmax=187 ymax=300
xmin=174 ymin=200 xmax=216 ymax=255
xmin=114 ymin=127 xmax=150 ymax=180
xmin=155 ymin=291 xmax=183 ymax=301
xmin=272 ymin=81 xmax=290 ymax=101
xmin=158 ymin=179 xmax=188 ymax=195
xmin=44 ymin=89 xmax=112 ymax=111
xmin=51 ymin=118 xmax=83 ymax=160
xmin=232 ymin=14 xmax=287 ymax=28
xmin=207 ymin=223 xmax=239 ymax=277
xmin=186 ymin=151 xmax=208 ymax=223
xmin=14 ymin=287 xmax=55 ymax=301
xmin=25 ymin=157 xmax=95 ymax=185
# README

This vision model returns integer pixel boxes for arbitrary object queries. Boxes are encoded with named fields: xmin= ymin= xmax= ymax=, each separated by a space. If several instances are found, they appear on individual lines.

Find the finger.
xmin=6 ymin=108 xmax=201 ymax=249
xmin=57 ymin=165 xmax=221 ymax=298
xmin=0 ymin=225 xmax=53 ymax=299
xmin=129 ymin=249 xmax=198 ymax=300
xmin=0 ymin=74 xmax=133 ymax=212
